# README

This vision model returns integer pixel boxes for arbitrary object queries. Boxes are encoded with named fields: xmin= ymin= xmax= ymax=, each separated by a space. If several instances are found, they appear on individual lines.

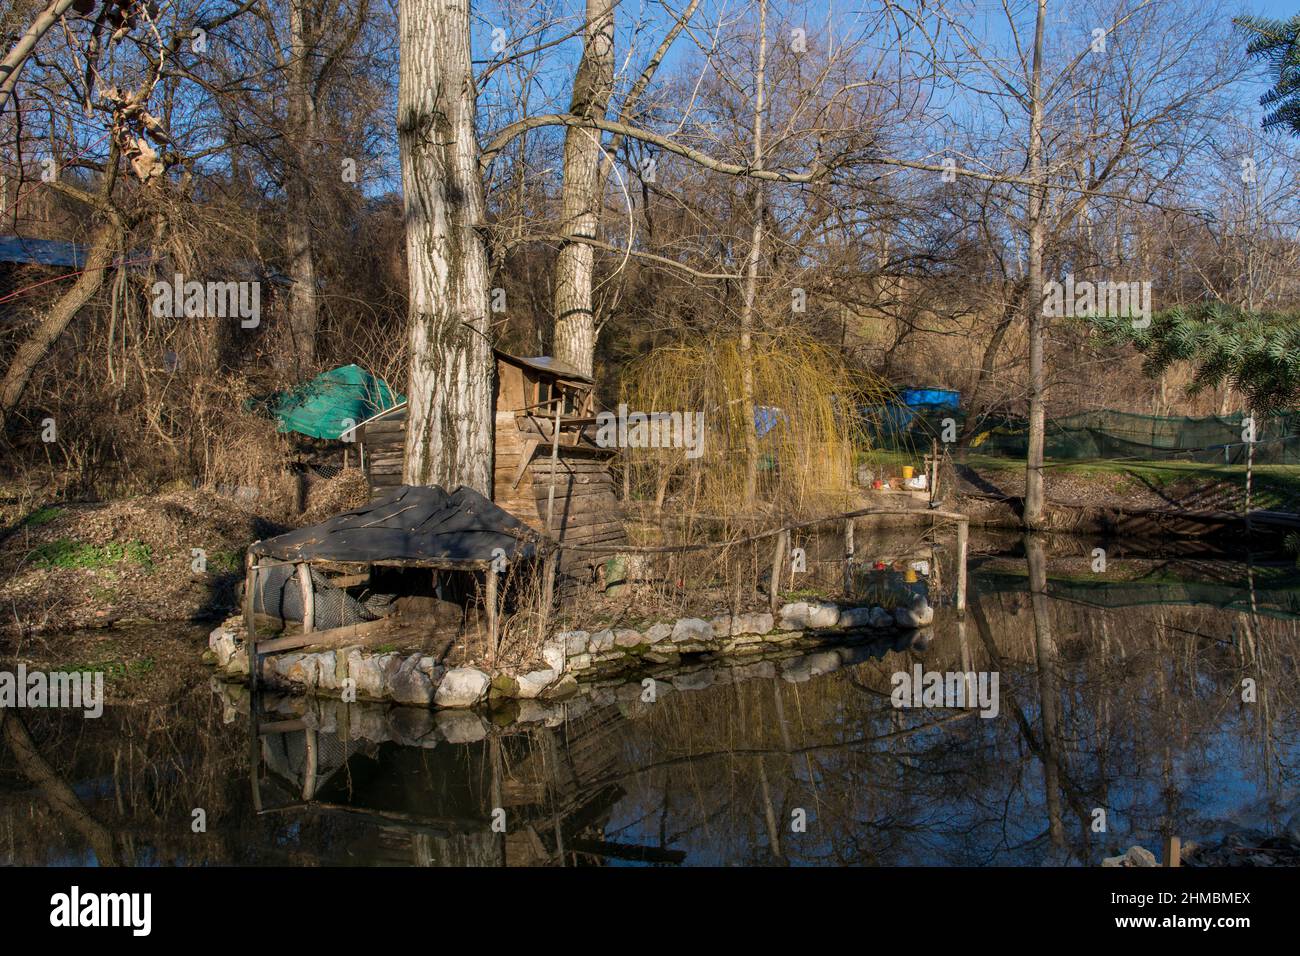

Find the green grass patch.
xmin=206 ymin=549 xmax=243 ymax=573
xmin=62 ymin=657 xmax=156 ymax=680
xmin=947 ymin=454 xmax=1300 ymax=509
xmin=22 ymin=505 xmax=63 ymax=528
xmin=27 ymin=538 xmax=156 ymax=571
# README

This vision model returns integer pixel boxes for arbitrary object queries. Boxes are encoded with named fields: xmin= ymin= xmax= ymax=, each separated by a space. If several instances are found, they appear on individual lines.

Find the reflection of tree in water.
xmin=4 ymin=538 xmax=1298 ymax=865
xmin=0 ymin=681 xmax=286 ymax=865
xmin=586 ymin=544 xmax=1300 ymax=865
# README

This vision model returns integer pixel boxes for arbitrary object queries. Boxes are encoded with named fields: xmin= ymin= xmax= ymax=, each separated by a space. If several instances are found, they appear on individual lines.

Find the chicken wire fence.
xmin=249 ymin=561 xmax=395 ymax=630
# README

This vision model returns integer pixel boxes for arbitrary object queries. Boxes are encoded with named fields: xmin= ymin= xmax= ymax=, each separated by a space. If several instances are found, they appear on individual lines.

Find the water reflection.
xmin=3 ymin=532 xmax=1299 ymax=866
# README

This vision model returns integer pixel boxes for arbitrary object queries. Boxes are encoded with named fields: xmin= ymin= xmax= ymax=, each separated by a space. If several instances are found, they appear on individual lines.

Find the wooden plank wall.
xmin=494 ymin=409 xmax=538 ymax=519
xmin=362 ymin=409 xmax=407 ymax=498
xmin=360 ymin=358 xmax=628 ymax=577
xmin=531 ymin=453 xmax=626 ymax=573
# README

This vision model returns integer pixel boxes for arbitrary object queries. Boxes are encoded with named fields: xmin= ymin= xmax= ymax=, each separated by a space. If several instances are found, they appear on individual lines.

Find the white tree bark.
xmin=552 ymin=0 xmax=614 ymax=377
xmin=0 ymin=0 xmax=79 ymax=115
xmin=739 ymin=0 xmax=767 ymax=508
xmin=285 ymin=0 xmax=319 ymax=372
xmin=1023 ymin=0 xmax=1048 ymax=529
xmin=398 ymin=0 xmax=494 ymax=494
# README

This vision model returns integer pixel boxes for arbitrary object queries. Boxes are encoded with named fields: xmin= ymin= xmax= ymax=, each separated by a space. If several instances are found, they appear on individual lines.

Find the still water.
xmin=3 ymin=532 xmax=1299 ymax=866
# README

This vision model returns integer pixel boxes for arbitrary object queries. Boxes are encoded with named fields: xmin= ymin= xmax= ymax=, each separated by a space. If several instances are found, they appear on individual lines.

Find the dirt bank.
xmin=0 ymin=471 xmax=369 ymax=636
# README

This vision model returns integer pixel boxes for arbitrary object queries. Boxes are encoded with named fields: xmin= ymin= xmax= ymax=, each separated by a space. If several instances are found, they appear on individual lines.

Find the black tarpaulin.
xmin=250 ymin=485 xmax=537 ymax=565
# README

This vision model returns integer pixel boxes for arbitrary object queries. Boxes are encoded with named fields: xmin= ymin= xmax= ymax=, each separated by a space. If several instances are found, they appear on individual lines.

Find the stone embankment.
xmin=207 ymin=595 xmax=935 ymax=709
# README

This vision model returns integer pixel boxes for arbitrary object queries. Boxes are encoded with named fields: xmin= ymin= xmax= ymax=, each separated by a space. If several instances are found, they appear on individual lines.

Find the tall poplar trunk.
xmin=1025 ymin=533 xmax=1065 ymax=847
xmin=398 ymin=0 xmax=494 ymax=494
xmin=285 ymin=0 xmax=319 ymax=373
xmin=738 ymin=0 xmax=767 ymax=509
xmin=552 ymin=0 xmax=614 ymax=377
xmin=1023 ymin=0 xmax=1049 ymax=528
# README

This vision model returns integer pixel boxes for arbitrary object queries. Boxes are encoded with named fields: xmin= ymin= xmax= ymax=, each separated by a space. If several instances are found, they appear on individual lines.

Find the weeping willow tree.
xmin=618 ymin=335 xmax=893 ymax=523
xmin=1092 ymin=304 xmax=1300 ymax=413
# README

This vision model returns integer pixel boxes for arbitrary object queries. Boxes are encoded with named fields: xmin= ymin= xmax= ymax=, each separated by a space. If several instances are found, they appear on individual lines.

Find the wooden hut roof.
xmin=494 ymin=351 xmax=592 ymax=384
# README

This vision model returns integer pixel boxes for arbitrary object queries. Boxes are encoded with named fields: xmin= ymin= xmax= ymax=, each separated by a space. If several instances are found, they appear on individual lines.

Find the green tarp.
xmin=273 ymin=365 xmax=403 ymax=440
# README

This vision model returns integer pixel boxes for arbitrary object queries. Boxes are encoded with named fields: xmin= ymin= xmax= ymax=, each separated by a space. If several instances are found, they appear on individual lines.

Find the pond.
xmin=3 ymin=530 xmax=1299 ymax=866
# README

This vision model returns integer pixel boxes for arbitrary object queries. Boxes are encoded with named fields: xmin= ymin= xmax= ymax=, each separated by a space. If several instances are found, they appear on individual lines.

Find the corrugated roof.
xmin=494 ymin=350 xmax=592 ymax=383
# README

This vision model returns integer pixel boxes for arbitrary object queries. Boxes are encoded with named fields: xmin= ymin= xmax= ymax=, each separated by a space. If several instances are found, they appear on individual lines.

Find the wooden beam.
xmin=486 ymin=569 xmax=500 ymax=665
xmin=510 ymin=438 xmax=540 ymax=490
xmin=538 ymin=549 xmax=558 ymax=640
xmin=569 ymin=838 xmax=687 ymax=864
xmin=255 ymin=616 xmax=394 ymax=655
xmin=843 ymin=518 xmax=855 ymax=594
xmin=297 ymin=562 xmax=315 ymax=634
xmin=245 ymin=554 xmax=259 ymax=694
xmin=955 ymin=518 xmax=969 ymax=613
xmin=544 ymin=398 xmax=562 ymax=531
xmin=1164 ymin=834 xmax=1181 ymax=867
xmin=769 ymin=530 xmax=787 ymax=614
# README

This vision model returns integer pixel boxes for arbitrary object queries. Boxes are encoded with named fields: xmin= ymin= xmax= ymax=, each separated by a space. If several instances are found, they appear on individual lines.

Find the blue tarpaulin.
xmin=899 ymin=387 xmax=960 ymax=410
xmin=754 ymin=405 xmax=785 ymax=438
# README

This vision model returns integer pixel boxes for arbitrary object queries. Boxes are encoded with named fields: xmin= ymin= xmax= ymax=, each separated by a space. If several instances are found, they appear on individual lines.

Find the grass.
xmin=61 ymin=657 xmax=156 ymax=680
xmin=22 ymin=505 xmax=63 ymax=528
xmin=1036 ymin=458 xmax=1300 ymax=509
xmin=206 ymin=549 xmax=243 ymax=573
xmin=27 ymin=538 xmax=156 ymax=571
xmin=873 ymin=447 xmax=1300 ymax=510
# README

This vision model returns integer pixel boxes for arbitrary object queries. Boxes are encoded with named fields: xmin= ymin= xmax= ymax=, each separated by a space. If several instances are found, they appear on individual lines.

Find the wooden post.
xmin=955 ymin=518 xmax=968 ymax=612
xmin=302 ymin=727 xmax=318 ymax=801
xmin=544 ymin=396 xmax=562 ymax=533
xmin=296 ymin=562 xmax=315 ymax=634
xmin=1163 ymin=834 xmax=1181 ymax=867
xmin=930 ymin=438 xmax=939 ymax=504
xmin=769 ymin=529 xmax=787 ymax=614
xmin=485 ymin=568 xmax=500 ymax=664
xmin=843 ymin=518 xmax=855 ymax=594
xmin=538 ymin=549 xmax=558 ymax=641
xmin=244 ymin=553 xmax=259 ymax=694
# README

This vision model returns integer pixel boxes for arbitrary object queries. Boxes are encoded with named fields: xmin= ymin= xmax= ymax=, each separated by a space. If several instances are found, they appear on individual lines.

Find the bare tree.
xmin=551 ymin=0 xmax=613 ymax=376
xmin=398 ymin=0 xmax=494 ymax=493
xmin=738 ymin=0 xmax=767 ymax=507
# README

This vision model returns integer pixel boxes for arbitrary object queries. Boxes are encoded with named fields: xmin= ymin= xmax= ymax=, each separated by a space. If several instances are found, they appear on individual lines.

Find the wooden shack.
xmin=354 ymin=350 xmax=626 ymax=569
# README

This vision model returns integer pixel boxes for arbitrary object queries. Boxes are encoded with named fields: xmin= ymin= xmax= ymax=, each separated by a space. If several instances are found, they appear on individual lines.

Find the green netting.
xmin=273 ymin=365 xmax=403 ymax=440
xmin=869 ymin=408 xmax=1300 ymax=464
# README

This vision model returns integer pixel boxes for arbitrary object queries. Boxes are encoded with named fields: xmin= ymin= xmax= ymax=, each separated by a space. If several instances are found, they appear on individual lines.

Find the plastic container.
xmin=901 ymin=465 xmax=915 ymax=480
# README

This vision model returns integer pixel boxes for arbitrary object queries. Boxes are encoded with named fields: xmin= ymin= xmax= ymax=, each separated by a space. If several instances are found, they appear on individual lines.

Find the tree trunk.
xmin=1025 ymin=533 xmax=1065 ymax=848
xmin=552 ymin=0 xmax=614 ymax=377
xmin=285 ymin=0 xmax=319 ymax=373
xmin=960 ymin=279 xmax=1026 ymax=444
xmin=398 ymin=0 xmax=494 ymax=494
xmin=0 ymin=223 xmax=116 ymax=428
xmin=1023 ymin=0 xmax=1048 ymax=529
xmin=0 ymin=0 xmax=79 ymax=114
xmin=0 ymin=708 xmax=119 ymax=865
xmin=738 ymin=0 xmax=767 ymax=509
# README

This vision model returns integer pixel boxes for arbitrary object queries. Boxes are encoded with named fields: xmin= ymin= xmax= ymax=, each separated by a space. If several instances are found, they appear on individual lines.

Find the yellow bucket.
xmin=901 ymin=465 xmax=915 ymax=480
